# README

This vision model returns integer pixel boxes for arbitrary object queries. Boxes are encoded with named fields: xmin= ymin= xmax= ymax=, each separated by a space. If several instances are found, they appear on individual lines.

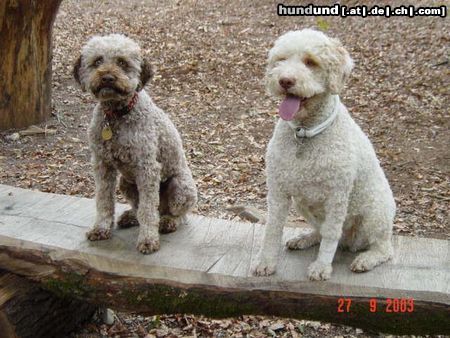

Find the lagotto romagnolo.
xmin=254 ymin=29 xmax=395 ymax=281
xmin=73 ymin=34 xmax=197 ymax=254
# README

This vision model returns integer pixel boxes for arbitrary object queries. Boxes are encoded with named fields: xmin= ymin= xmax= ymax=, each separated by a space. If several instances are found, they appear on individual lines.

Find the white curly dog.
xmin=254 ymin=29 xmax=395 ymax=281
xmin=73 ymin=34 xmax=197 ymax=254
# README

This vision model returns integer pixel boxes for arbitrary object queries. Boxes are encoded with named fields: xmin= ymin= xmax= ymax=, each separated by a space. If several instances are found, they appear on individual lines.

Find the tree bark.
xmin=0 ymin=0 xmax=61 ymax=130
xmin=0 ymin=270 xmax=97 ymax=338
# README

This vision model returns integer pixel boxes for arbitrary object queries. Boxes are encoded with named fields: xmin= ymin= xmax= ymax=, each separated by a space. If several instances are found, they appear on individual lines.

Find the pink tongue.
xmin=279 ymin=95 xmax=301 ymax=121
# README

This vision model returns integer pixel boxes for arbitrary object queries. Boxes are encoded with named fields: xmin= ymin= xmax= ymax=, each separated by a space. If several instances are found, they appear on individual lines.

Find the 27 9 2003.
xmin=337 ymin=298 xmax=415 ymax=313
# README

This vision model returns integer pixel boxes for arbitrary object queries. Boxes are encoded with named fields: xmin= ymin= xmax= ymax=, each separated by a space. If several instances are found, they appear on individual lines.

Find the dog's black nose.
xmin=279 ymin=78 xmax=295 ymax=89
xmin=101 ymin=74 xmax=116 ymax=84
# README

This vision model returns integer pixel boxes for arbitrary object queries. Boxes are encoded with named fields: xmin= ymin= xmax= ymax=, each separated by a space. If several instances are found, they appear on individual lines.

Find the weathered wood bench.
xmin=0 ymin=184 xmax=448 ymax=336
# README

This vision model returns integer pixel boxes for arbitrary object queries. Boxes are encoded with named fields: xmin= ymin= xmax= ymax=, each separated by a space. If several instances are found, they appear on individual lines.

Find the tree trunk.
xmin=0 ymin=0 xmax=61 ymax=130
xmin=0 ymin=270 xmax=97 ymax=338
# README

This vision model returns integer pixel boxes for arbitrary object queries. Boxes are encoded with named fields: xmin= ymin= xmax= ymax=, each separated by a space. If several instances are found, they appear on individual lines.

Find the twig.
xmin=51 ymin=111 xmax=68 ymax=128
xmin=432 ymin=60 xmax=449 ymax=67
xmin=430 ymin=194 xmax=450 ymax=201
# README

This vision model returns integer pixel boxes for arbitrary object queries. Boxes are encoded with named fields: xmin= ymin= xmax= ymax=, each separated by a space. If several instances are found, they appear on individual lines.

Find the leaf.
xmin=316 ymin=18 xmax=330 ymax=31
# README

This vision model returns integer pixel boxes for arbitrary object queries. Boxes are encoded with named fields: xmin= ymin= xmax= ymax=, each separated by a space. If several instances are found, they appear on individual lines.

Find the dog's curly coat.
xmin=73 ymin=34 xmax=197 ymax=254
xmin=254 ymin=29 xmax=395 ymax=280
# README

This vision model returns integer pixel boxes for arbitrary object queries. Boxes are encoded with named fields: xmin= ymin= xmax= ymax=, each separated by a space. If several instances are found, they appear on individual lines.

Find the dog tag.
xmin=102 ymin=125 xmax=113 ymax=140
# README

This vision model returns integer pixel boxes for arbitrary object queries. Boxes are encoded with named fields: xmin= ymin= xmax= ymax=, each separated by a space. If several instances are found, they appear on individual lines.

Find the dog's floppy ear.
xmin=72 ymin=55 xmax=86 ymax=91
xmin=137 ymin=58 xmax=153 ymax=91
xmin=326 ymin=39 xmax=353 ymax=95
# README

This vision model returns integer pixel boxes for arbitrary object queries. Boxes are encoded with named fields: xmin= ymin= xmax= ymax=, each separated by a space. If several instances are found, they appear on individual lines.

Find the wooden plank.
xmin=0 ymin=184 xmax=448 ymax=334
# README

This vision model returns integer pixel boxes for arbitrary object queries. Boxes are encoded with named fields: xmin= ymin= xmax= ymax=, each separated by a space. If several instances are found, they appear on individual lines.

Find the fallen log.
xmin=0 ymin=270 xmax=96 ymax=338
xmin=0 ymin=184 xmax=448 ymax=335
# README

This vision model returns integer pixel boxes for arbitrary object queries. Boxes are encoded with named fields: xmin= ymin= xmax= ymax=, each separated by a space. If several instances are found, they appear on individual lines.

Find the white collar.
xmin=287 ymin=95 xmax=339 ymax=139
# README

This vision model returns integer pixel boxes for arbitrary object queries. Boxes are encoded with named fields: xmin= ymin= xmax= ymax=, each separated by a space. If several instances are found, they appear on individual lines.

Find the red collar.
xmin=103 ymin=92 xmax=139 ymax=120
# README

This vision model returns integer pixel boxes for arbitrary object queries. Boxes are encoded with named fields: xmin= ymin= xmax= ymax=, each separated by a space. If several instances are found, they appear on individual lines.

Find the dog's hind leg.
xmin=117 ymin=177 xmax=140 ymax=229
xmin=158 ymin=178 xmax=179 ymax=234
xmin=350 ymin=229 xmax=393 ymax=272
xmin=158 ymin=171 xmax=197 ymax=234
xmin=287 ymin=229 xmax=321 ymax=250
xmin=166 ymin=171 xmax=197 ymax=216
xmin=286 ymin=201 xmax=321 ymax=250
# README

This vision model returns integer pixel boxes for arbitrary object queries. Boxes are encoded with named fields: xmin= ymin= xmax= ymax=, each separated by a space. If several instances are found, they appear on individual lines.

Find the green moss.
xmin=122 ymin=285 xmax=258 ymax=317
xmin=44 ymin=272 xmax=93 ymax=299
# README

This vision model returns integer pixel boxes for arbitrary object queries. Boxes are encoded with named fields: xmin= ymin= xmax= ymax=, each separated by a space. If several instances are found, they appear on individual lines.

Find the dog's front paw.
xmin=253 ymin=255 xmax=277 ymax=276
xmin=86 ymin=228 xmax=111 ymax=241
xmin=117 ymin=209 xmax=139 ymax=229
xmin=137 ymin=237 xmax=160 ymax=254
xmin=308 ymin=260 xmax=332 ymax=281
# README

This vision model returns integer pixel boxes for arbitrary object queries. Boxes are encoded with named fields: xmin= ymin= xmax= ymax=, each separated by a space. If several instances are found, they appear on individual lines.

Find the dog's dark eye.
xmin=117 ymin=58 xmax=128 ymax=68
xmin=276 ymin=57 xmax=287 ymax=63
xmin=93 ymin=57 xmax=103 ymax=67
xmin=304 ymin=57 xmax=319 ymax=68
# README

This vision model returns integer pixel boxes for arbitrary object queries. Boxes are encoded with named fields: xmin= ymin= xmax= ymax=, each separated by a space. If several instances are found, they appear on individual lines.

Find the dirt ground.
xmin=0 ymin=0 xmax=448 ymax=337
